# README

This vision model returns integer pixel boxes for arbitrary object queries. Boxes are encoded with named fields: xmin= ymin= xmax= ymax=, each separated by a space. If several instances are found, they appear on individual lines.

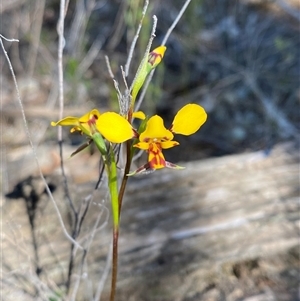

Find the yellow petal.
xmin=134 ymin=142 xmax=150 ymax=150
xmin=96 ymin=112 xmax=134 ymax=143
xmin=171 ymin=104 xmax=207 ymax=135
xmin=132 ymin=111 xmax=146 ymax=120
xmin=161 ymin=140 xmax=179 ymax=149
xmin=139 ymin=115 xmax=173 ymax=142
xmin=51 ymin=116 xmax=79 ymax=127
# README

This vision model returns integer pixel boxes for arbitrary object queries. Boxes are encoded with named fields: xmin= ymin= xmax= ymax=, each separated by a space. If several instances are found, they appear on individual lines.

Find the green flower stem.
xmin=106 ymin=153 xmax=120 ymax=301
xmin=93 ymin=133 xmax=120 ymax=301
xmin=107 ymin=147 xmax=119 ymax=227
xmin=93 ymin=132 xmax=119 ymax=226
xmin=110 ymin=140 xmax=134 ymax=301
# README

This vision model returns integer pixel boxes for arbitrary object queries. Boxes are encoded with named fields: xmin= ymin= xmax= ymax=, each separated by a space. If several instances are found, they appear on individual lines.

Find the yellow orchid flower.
xmin=51 ymin=109 xmax=100 ymax=136
xmin=51 ymin=109 xmax=135 ymax=143
xmin=129 ymin=104 xmax=207 ymax=175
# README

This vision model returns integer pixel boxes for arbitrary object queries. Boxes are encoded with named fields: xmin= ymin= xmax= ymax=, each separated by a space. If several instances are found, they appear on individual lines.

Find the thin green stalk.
xmin=93 ymin=133 xmax=120 ymax=301
xmin=109 ymin=138 xmax=133 ymax=301
xmin=107 ymin=146 xmax=125 ymax=301
xmin=107 ymin=148 xmax=119 ymax=227
xmin=109 ymin=133 xmax=139 ymax=300
xmin=108 ymin=162 xmax=119 ymax=301
xmin=105 ymin=149 xmax=120 ymax=301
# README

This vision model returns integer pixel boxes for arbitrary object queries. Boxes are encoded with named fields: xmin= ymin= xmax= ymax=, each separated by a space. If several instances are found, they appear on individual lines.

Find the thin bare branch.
xmin=274 ymin=0 xmax=300 ymax=21
xmin=105 ymin=55 xmax=131 ymax=116
xmin=161 ymin=0 xmax=192 ymax=46
xmin=0 ymin=35 xmax=83 ymax=251
xmin=119 ymin=66 xmax=131 ymax=116
xmin=57 ymin=0 xmax=78 ymax=224
xmin=129 ymin=14 xmax=157 ymax=93
xmin=94 ymin=238 xmax=113 ymax=301
xmin=71 ymin=200 xmax=109 ymax=301
xmin=136 ymin=0 xmax=193 ymax=110
xmin=125 ymin=0 xmax=149 ymax=76
xmin=121 ymin=66 xmax=129 ymax=91
xmin=0 ymin=34 xmax=19 ymax=42
xmin=132 ymin=149 xmax=144 ymax=162
xmin=57 ymin=0 xmax=65 ymax=134
xmin=104 ymin=55 xmax=115 ymax=79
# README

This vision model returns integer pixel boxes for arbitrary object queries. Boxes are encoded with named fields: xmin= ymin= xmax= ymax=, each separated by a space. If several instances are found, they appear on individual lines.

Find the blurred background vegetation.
xmin=1 ymin=0 xmax=299 ymax=164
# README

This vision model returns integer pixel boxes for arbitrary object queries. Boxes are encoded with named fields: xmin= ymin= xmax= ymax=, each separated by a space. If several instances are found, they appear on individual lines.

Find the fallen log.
xmin=3 ymin=143 xmax=299 ymax=301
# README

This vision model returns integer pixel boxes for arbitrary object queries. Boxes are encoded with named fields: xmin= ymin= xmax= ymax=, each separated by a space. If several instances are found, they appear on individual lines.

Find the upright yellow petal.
xmin=51 ymin=116 xmax=79 ymax=127
xmin=139 ymin=115 xmax=173 ymax=142
xmin=171 ymin=104 xmax=207 ymax=135
xmin=132 ymin=111 xmax=146 ymax=120
xmin=96 ymin=112 xmax=134 ymax=143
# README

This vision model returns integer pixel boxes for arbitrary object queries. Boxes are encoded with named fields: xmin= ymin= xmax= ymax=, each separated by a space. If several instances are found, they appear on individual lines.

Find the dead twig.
xmin=135 ymin=0 xmax=193 ymax=111
xmin=1 ymin=33 xmax=84 ymax=251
